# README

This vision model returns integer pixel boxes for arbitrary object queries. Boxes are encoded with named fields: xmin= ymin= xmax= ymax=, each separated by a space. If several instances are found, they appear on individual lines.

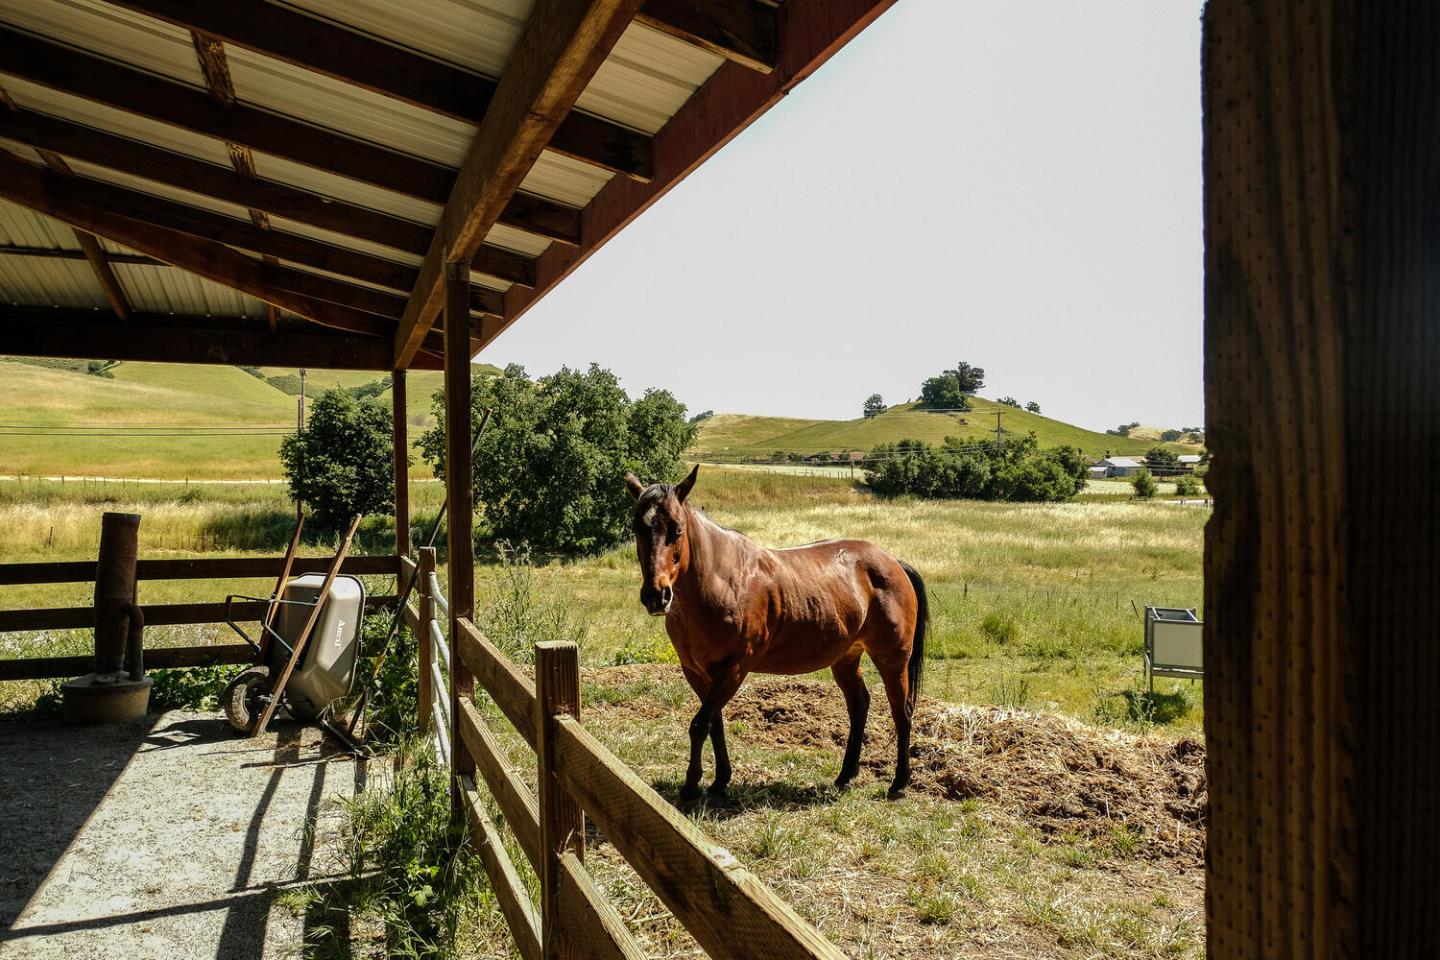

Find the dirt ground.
xmin=0 ymin=712 xmax=363 ymax=959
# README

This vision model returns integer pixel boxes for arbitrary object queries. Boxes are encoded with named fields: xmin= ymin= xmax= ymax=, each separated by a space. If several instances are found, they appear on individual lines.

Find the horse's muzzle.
xmin=640 ymin=584 xmax=673 ymax=616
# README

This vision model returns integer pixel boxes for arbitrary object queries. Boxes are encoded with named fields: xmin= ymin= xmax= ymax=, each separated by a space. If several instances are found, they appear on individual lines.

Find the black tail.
xmin=900 ymin=561 xmax=927 ymax=709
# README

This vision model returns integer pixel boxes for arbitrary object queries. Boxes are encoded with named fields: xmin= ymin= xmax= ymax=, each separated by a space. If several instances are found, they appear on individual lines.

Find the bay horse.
xmin=625 ymin=465 xmax=928 ymax=800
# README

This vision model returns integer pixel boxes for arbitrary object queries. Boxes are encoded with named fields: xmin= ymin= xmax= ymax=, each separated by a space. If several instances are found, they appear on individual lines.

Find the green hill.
xmin=0 ymin=359 xmax=505 ymax=479
xmin=692 ymin=399 xmax=1189 ymax=459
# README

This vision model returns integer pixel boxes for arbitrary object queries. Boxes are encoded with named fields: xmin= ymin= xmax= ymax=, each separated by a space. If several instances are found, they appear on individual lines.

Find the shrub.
xmin=280 ymin=389 xmax=399 ymax=534
xmin=420 ymin=364 xmax=696 ymax=558
xmin=1174 ymin=475 xmax=1202 ymax=496
xmin=347 ymin=375 xmax=392 ymax=403
xmin=1160 ymin=428 xmax=1184 ymax=442
xmin=688 ymin=409 xmax=714 ymax=424
xmin=149 ymin=664 xmax=243 ymax=711
xmin=1025 ymin=401 xmax=1041 ymax=414
xmin=998 ymin=396 xmax=1020 ymax=407
xmin=981 ymin=611 xmax=1021 ymax=645
xmin=1144 ymin=446 xmax=1181 ymax=475
xmin=865 ymin=433 xmax=1087 ymax=502
xmin=1132 ymin=469 xmax=1159 ymax=499
xmin=862 ymin=393 xmax=887 ymax=418
xmin=265 ymin=373 xmax=303 ymax=395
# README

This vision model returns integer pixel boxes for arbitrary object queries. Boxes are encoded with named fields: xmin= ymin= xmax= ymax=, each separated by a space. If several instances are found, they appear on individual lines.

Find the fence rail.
xmin=411 ymin=555 xmax=844 ymax=959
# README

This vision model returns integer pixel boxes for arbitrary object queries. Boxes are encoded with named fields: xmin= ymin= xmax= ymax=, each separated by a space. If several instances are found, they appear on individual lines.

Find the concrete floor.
xmin=0 ymin=711 xmax=364 ymax=959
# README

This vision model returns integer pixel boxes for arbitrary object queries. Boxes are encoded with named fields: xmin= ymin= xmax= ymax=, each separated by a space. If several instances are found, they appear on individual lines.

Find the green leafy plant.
xmin=149 ymin=664 xmax=243 ymax=711
xmin=1131 ymin=469 xmax=1159 ymax=499
xmin=420 ymin=364 xmax=696 ymax=558
xmin=280 ymin=389 xmax=401 ymax=534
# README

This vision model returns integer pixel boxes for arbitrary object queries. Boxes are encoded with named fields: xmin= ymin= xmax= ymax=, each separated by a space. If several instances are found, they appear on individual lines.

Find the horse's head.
xmin=624 ymin=464 xmax=698 ymax=616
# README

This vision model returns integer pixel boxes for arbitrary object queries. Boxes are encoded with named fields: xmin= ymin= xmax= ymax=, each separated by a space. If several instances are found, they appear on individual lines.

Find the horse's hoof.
xmin=706 ymin=782 xmax=729 ymax=799
xmin=679 ymin=783 xmax=703 ymax=802
xmin=887 ymin=785 xmax=908 ymax=801
xmin=834 ymin=774 xmax=856 ymax=791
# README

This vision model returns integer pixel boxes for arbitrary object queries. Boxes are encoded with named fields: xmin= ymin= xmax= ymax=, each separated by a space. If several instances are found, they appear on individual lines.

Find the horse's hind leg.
xmin=681 ymin=661 xmax=744 ymax=802
xmin=831 ymin=652 xmax=870 ymax=789
xmin=876 ymin=661 xmax=913 ymax=799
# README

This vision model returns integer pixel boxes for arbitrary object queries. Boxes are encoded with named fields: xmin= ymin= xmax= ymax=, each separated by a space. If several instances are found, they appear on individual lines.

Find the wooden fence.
xmin=405 ymin=547 xmax=846 ymax=960
xmin=0 ymin=554 xmax=398 ymax=680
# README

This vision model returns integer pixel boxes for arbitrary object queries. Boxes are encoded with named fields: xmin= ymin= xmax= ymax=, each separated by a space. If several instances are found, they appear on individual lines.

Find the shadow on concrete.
xmin=0 ymin=712 xmax=155 ymax=931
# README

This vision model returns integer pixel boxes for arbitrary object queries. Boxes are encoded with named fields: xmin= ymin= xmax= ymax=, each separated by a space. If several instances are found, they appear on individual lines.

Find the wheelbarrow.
xmin=220 ymin=514 xmax=365 ymax=738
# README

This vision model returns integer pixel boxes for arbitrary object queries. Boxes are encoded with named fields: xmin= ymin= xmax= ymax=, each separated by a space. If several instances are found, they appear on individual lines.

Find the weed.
xmin=980 ymin=610 xmax=1020 ymax=646
xmin=989 ymin=672 xmax=1031 ymax=709
xmin=149 ymin=663 xmax=243 ymax=711
xmin=907 ymin=884 xmax=961 ymax=925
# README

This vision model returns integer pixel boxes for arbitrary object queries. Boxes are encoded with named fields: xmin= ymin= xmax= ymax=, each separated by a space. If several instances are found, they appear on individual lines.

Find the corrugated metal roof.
xmin=0 ymin=254 xmax=107 ymax=309
xmin=0 ymin=0 xmax=206 ymax=90
xmin=112 ymin=263 xmax=266 ymax=317
xmin=578 ymin=23 xmax=724 ymax=134
xmin=0 ymin=200 xmax=81 ymax=249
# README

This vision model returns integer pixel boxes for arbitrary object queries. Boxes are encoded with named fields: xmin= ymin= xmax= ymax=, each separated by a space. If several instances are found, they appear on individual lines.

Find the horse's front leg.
xmin=681 ymin=661 xmax=744 ymax=802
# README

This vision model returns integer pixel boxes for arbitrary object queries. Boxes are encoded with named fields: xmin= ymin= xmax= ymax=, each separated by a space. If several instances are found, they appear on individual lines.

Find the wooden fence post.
xmin=536 ymin=640 xmax=582 ymax=960
xmin=444 ymin=262 xmax=475 ymax=822
xmin=416 ymin=546 xmax=435 ymax=738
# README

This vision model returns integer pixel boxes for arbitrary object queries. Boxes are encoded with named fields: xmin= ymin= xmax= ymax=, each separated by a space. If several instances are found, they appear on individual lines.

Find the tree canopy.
xmin=917 ymin=361 xmax=985 ymax=411
xmin=862 ymin=393 xmax=887 ymax=418
xmin=280 ymin=389 xmax=398 ymax=533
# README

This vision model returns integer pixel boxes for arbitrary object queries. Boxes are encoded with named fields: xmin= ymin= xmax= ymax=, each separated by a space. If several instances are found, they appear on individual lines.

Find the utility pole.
xmin=994 ymin=410 xmax=1004 ymax=453
xmin=295 ymin=368 xmax=307 ymax=521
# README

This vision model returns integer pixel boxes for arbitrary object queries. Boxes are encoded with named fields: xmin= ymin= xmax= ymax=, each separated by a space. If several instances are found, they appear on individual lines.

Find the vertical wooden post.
xmin=391 ymin=367 xmax=410 ymax=560
xmin=535 ymin=640 xmax=582 ymax=960
xmin=1203 ymin=4 xmax=1440 ymax=956
xmin=443 ymin=262 xmax=475 ymax=817
xmin=417 ymin=546 xmax=436 ymax=738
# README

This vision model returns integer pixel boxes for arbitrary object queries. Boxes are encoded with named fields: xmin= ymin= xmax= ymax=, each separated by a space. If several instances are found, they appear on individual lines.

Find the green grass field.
xmin=694 ymin=399 xmax=1194 ymax=460
xmin=0 ymin=468 xmax=1205 ymax=956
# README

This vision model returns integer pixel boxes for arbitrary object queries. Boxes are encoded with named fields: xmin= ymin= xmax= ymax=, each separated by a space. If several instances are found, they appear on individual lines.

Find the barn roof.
xmin=0 ymin=0 xmax=895 ymax=370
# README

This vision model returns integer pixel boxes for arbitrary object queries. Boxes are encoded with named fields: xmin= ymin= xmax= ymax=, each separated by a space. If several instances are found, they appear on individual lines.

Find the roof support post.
xmin=443 ymin=263 xmax=476 ymax=822
xmin=1202 ymin=3 xmax=1440 ymax=956
xmin=392 ymin=368 xmax=411 ymax=560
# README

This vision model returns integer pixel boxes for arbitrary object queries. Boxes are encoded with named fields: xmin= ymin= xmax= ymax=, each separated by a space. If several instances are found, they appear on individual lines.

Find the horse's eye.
xmin=666 ymin=524 xmax=681 ymax=543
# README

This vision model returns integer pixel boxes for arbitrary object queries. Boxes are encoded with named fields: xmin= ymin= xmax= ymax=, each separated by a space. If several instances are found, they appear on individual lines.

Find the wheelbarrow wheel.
xmin=223 ymin=665 xmax=271 ymax=733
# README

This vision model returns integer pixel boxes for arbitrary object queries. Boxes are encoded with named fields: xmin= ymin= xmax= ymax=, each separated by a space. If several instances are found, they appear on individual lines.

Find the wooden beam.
xmin=99 ymin=0 xmax=653 ymax=181
xmin=443 ymin=264 xmax=476 ymax=817
xmin=0 ymin=164 xmax=506 ymax=313
xmin=395 ymin=0 xmax=645 ymax=367
xmin=392 ymin=368 xmax=410 ymax=557
xmin=1203 ymin=3 xmax=1440 ymax=957
xmin=0 ymin=245 xmax=159 ymax=266
xmin=0 ymin=108 xmax=582 ymax=246
xmin=1 ymin=28 xmax=443 ymax=202
xmin=30 ymin=147 xmax=133 ymax=323
xmin=72 ymin=230 xmax=132 ymax=322
xmin=497 ymin=0 xmax=899 ymax=347
xmin=0 ymin=152 xmax=418 ymax=340
xmin=637 ymin=0 xmax=778 ymax=73
xmin=0 ymin=309 xmax=441 ymax=370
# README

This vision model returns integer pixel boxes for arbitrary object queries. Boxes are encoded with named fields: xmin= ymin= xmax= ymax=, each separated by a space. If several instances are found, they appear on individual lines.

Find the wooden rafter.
xmin=636 ymin=0 xmax=778 ymax=73
xmin=0 ymin=307 xmax=443 ymax=370
xmin=23 ymin=144 xmax=134 ymax=323
xmin=0 ymin=109 xmax=579 ymax=256
xmin=0 ymin=151 xmax=451 ymax=353
xmin=395 ymin=0 xmax=646 ymax=367
xmin=0 ymin=109 xmax=581 ymax=248
xmin=0 ymin=246 xmax=159 ymax=266
xmin=9 ymin=168 xmax=507 ymax=313
xmin=0 ymin=23 xmax=649 ymax=187
xmin=496 ymin=0 xmax=900 ymax=347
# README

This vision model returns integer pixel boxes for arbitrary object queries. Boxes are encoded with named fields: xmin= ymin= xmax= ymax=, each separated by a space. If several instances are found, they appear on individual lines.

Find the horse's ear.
xmin=624 ymin=472 xmax=644 ymax=501
xmin=674 ymin=464 xmax=699 ymax=502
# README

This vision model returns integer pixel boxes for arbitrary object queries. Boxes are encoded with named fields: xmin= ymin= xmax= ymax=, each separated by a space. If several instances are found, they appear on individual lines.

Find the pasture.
xmin=0 ymin=468 xmax=1206 ymax=956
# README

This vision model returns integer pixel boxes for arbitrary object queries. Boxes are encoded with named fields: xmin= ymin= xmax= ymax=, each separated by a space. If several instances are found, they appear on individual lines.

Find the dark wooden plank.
xmin=536 ymin=641 xmax=584 ymax=958
xmin=554 ymin=716 xmax=845 ymax=958
xmin=0 ymin=595 xmax=397 ymax=632
xmin=0 ymin=154 xmax=410 ymax=339
xmin=100 ymin=0 xmax=652 ymax=182
xmin=0 ymin=310 xmax=440 ymax=370
xmin=556 ymin=851 xmax=645 ymax=960
xmin=453 ymin=620 xmax=536 ymax=749
xmin=392 ymin=369 xmax=410 ymax=557
xmin=0 ymin=245 xmax=159 ymax=266
xmin=1202 ymin=4 xmax=1440 ymax=957
xmin=457 ymin=697 xmax=541 ymax=870
xmin=499 ymin=0 xmax=900 ymax=345
xmin=0 ymin=27 xmax=456 ymax=203
xmin=0 ymin=554 xmax=397 ymax=586
xmin=395 ymin=0 xmax=644 ymax=366
xmin=445 ymin=269 xmax=477 ymax=810
xmin=637 ymin=0 xmax=778 ymax=73
xmin=71 ymin=229 xmax=132 ymax=322
xmin=460 ymin=778 xmax=542 ymax=960
xmin=0 ymin=643 xmax=253 ymax=681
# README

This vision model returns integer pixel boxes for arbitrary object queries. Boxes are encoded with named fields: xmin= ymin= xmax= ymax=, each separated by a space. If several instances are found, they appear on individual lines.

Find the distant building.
xmin=1097 ymin=456 xmax=1144 ymax=478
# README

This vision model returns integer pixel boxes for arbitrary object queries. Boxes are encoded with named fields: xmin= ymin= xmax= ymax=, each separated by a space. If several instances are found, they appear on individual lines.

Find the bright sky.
xmin=488 ymin=0 xmax=1206 ymax=433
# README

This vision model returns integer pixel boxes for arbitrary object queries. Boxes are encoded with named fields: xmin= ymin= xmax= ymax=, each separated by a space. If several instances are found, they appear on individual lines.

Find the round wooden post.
xmin=536 ymin=640 xmax=582 ymax=960
xmin=93 ymin=511 xmax=140 ymax=675
xmin=417 ymin=547 xmax=436 ymax=737
xmin=444 ymin=263 xmax=476 ymax=819
xmin=391 ymin=367 xmax=411 ymax=559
